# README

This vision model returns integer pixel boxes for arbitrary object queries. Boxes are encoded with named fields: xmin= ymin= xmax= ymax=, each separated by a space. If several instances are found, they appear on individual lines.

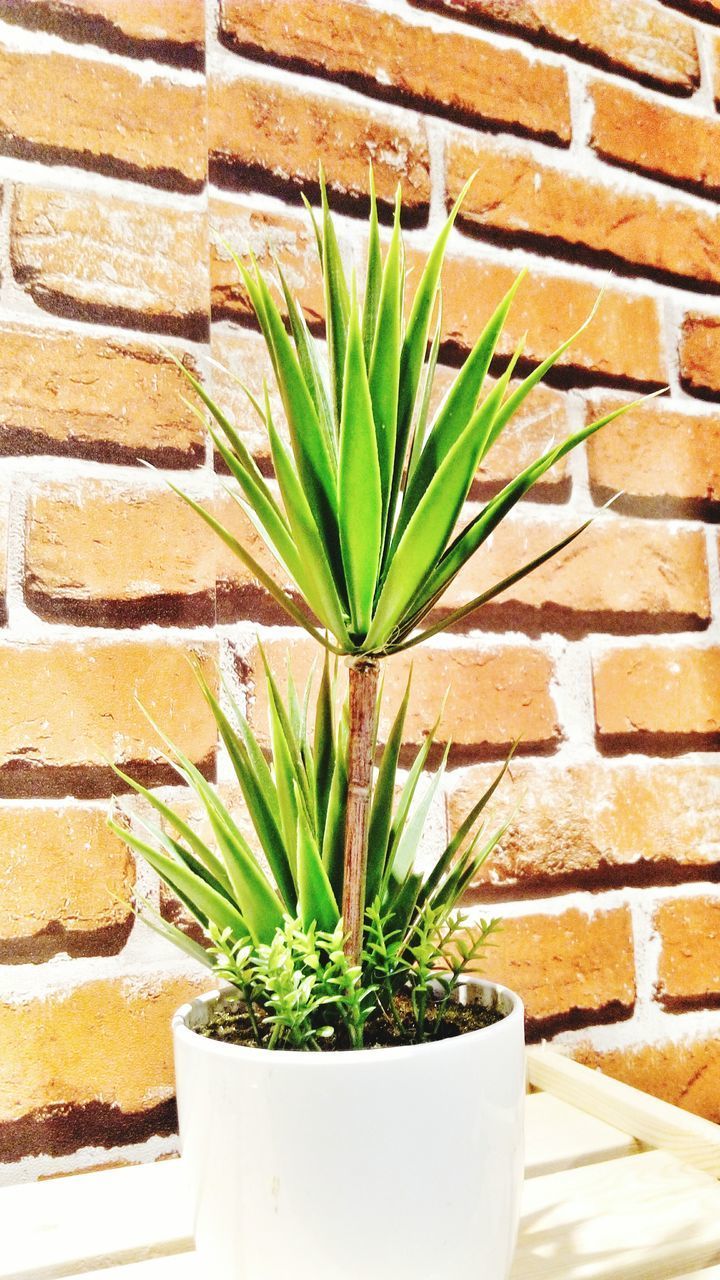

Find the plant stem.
xmin=342 ymin=655 xmax=379 ymax=964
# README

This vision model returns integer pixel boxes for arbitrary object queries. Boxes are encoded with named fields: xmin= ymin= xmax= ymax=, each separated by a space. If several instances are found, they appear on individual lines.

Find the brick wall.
xmin=0 ymin=0 xmax=719 ymax=1182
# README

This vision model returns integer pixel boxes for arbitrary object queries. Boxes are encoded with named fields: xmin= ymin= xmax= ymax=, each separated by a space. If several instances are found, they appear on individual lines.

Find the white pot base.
xmin=173 ymin=980 xmax=525 ymax=1280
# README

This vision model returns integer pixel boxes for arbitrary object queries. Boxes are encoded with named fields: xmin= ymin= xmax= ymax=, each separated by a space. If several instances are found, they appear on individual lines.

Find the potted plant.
xmin=111 ymin=172 xmax=654 ymax=1280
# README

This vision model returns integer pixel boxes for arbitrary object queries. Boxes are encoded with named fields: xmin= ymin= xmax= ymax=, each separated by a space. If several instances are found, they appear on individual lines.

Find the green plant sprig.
xmin=166 ymin=169 xmax=664 ymax=659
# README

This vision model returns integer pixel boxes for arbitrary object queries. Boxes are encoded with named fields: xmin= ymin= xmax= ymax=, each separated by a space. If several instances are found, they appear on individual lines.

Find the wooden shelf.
xmin=5 ymin=1047 xmax=720 ymax=1280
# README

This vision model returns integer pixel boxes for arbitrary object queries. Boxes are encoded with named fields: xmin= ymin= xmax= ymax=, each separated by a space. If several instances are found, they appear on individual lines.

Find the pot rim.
xmin=173 ymin=977 xmax=524 ymax=1067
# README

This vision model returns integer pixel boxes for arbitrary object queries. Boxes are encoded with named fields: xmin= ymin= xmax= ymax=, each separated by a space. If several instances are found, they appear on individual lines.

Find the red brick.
xmin=211 ymin=201 xmax=665 ymax=386
xmin=11 ymin=187 xmax=208 ymax=341
xmin=586 ymin=395 xmax=720 ymax=510
xmin=593 ymin=646 xmax=720 ymax=745
xmin=416 ymin=0 xmax=699 ymax=93
xmin=219 ymin=0 xmax=570 ymax=145
xmin=0 ymin=971 xmax=210 ymax=1158
xmin=208 ymin=73 xmax=430 ymax=216
xmin=448 ymin=759 xmax=720 ymax=895
xmin=0 ymin=324 xmax=203 ymax=467
xmin=3 ymin=0 xmax=204 ymax=66
xmin=655 ymin=896 xmax=720 ymax=1008
xmin=679 ymin=314 xmax=720 ymax=398
xmin=472 ymin=906 xmax=635 ymax=1030
xmin=245 ymin=635 xmax=560 ymax=759
xmin=0 ymin=43 xmax=205 ymax=189
xmin=0 ymin=640 xmax=218 ymax=797
xmin=447 ymin=134 xmax=720 ymax=287
xmin=0 ymin=803 xmax=134 ymax=961
xmin=590 ymin=81 xmax=720 ymax=199
xmin=573 ymin=1039 xmax=720 ymax=1123
xmin=439 ymin=510 xmax=709 ymax=634
xmin=210 ymin=327 xmax=570 ymax=496
xmin=25 ymin=480 xmax=218 ymax=627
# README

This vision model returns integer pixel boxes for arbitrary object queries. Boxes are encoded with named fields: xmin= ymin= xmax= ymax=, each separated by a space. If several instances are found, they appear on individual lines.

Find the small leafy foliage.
xmin=209 ymin=917 xmax=373 ymax=1051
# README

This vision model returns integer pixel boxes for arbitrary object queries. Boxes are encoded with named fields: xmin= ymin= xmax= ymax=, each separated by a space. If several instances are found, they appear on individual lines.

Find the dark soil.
xmin=199 ymin=994 xmax=506 ymax=1052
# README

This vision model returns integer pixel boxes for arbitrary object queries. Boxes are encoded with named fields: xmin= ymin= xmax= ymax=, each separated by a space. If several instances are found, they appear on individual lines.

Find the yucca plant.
xmin=166 ymin=170 xmax=658 ymax=963
xmin=110 ymin=656 xmax=509 ymax=1048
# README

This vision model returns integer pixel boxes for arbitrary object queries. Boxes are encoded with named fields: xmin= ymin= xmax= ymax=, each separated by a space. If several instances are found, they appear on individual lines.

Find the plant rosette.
xmin=173 ymin=979 xmax=524 ymax=1280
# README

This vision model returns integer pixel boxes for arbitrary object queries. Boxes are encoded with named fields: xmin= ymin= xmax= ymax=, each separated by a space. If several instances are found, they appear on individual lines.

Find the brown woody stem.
xmin=342 ymin=655 xmax=379 ymax=965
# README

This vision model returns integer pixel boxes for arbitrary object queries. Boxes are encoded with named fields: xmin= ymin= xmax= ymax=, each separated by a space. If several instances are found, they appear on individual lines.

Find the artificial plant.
xmin=163 ymin=171 xmax=655 ymax=964
xmin=110 ymin=658 xmax=507 ymax=1048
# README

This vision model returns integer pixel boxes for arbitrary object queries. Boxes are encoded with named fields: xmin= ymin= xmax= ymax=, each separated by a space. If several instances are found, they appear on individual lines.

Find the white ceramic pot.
xmin=173 ymin=980 xmax=525 ymax=1280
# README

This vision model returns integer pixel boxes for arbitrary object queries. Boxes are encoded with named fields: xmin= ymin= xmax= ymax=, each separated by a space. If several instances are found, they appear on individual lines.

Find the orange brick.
xmin=655 ymin=896 xmax=720 ymax=1007
xmin=415 ymin=0 xmax=699 ymax=94
xmin=211 ymin=201 xmax=665 ymax=385
xmin=219 ymin=0 xmax=570 ymax=145
xmin=0 ymin=803 xmax=134 ymax=961
xmin=211 ymin=200 xmax=325 ymax=328
xmin=209 ymin=74 xmax=430 ymax=217
xmin=11 ymin=187 xmax=208 ymax=341
xmin=586 ymin=395 xmax=720 ymax=511
xmin=590 ymin=81 xmax=720 ymax=199
xmin=431 ymin=366 xmax=571 ymax=498
xmin=0 ymin=43 xmax=205 ymax=190
xmin=447 ymin=135 xmax=720 ymax=287
xmin=0 ymin=640 xmax=217 ymax=797
xmin=245 ymin=635 xmax=560 ymax=760
xmin=25 ymin=480 xmax=218 ymax=627
xmin=3 ymin=0 xmax=204 ymax=66
xmin=474 ymin=906 xmax=635 ymax=1030
xmin=210 ymin=327 xmax=570 ymax=496
xmin=593 ymin=646 xmax=720 ymax=746
xmin=440 ymin=510 xmax=709 ymax=635
xmin=0 ymin=324 xmax=203 ymax=468
xmin=0 ymin=971 xmax=210 ymax=1158
xmin=679 ymin=314 xmax=720 ymax=397
xmin=448 ymin=759 xmax=720 ymax=895
xmin=211 ymin=327 xmax=293 ymax=468
xmin=438 ymin=255 xmax=665 ymax=386
xmin=573 ymin=1039 xmax=720 ymax=1123
xmin=213 ymin=487 xmax=301 ymax=624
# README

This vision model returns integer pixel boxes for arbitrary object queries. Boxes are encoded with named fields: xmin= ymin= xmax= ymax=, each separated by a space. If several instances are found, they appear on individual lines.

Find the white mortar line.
xmin=4 ymin=473 xmax=30 ymax=631
xmin=425 ymin=119 xmax=448 ymax=233
xmin=695 ymin=23 xmax=719 ymax=110
xmin=0 ymin=16 xmax=204 ymax=84
xmin=0 ymin=951 xmax=207 ymax=1002
xmin=704 ymin=519 xmax=720 ymax=638
xmin=567 ymin=64 xmax=594 ymax=156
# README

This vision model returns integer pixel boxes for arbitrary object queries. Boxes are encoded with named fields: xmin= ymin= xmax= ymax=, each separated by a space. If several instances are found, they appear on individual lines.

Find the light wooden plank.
xmin=53 ymin=1260 xmax=197 ymax=1280
xmin=527 ymin=1046 xmax=720 ymax=1178
xmin=0 ymin=1095 xmax=636 ymax=1278
xmin=512 ymin=1148 xmax=720 ymax=1280
xmin=525 ymin=1093 xmax=640 ymax=1178
xmin=674 ymin=1270 xmax=720 ymax=1279
xmin=0 ymin=1159 xmax=191 ymax=1280
xmin=52 ymin=1149 xmax=720 ymax=1280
